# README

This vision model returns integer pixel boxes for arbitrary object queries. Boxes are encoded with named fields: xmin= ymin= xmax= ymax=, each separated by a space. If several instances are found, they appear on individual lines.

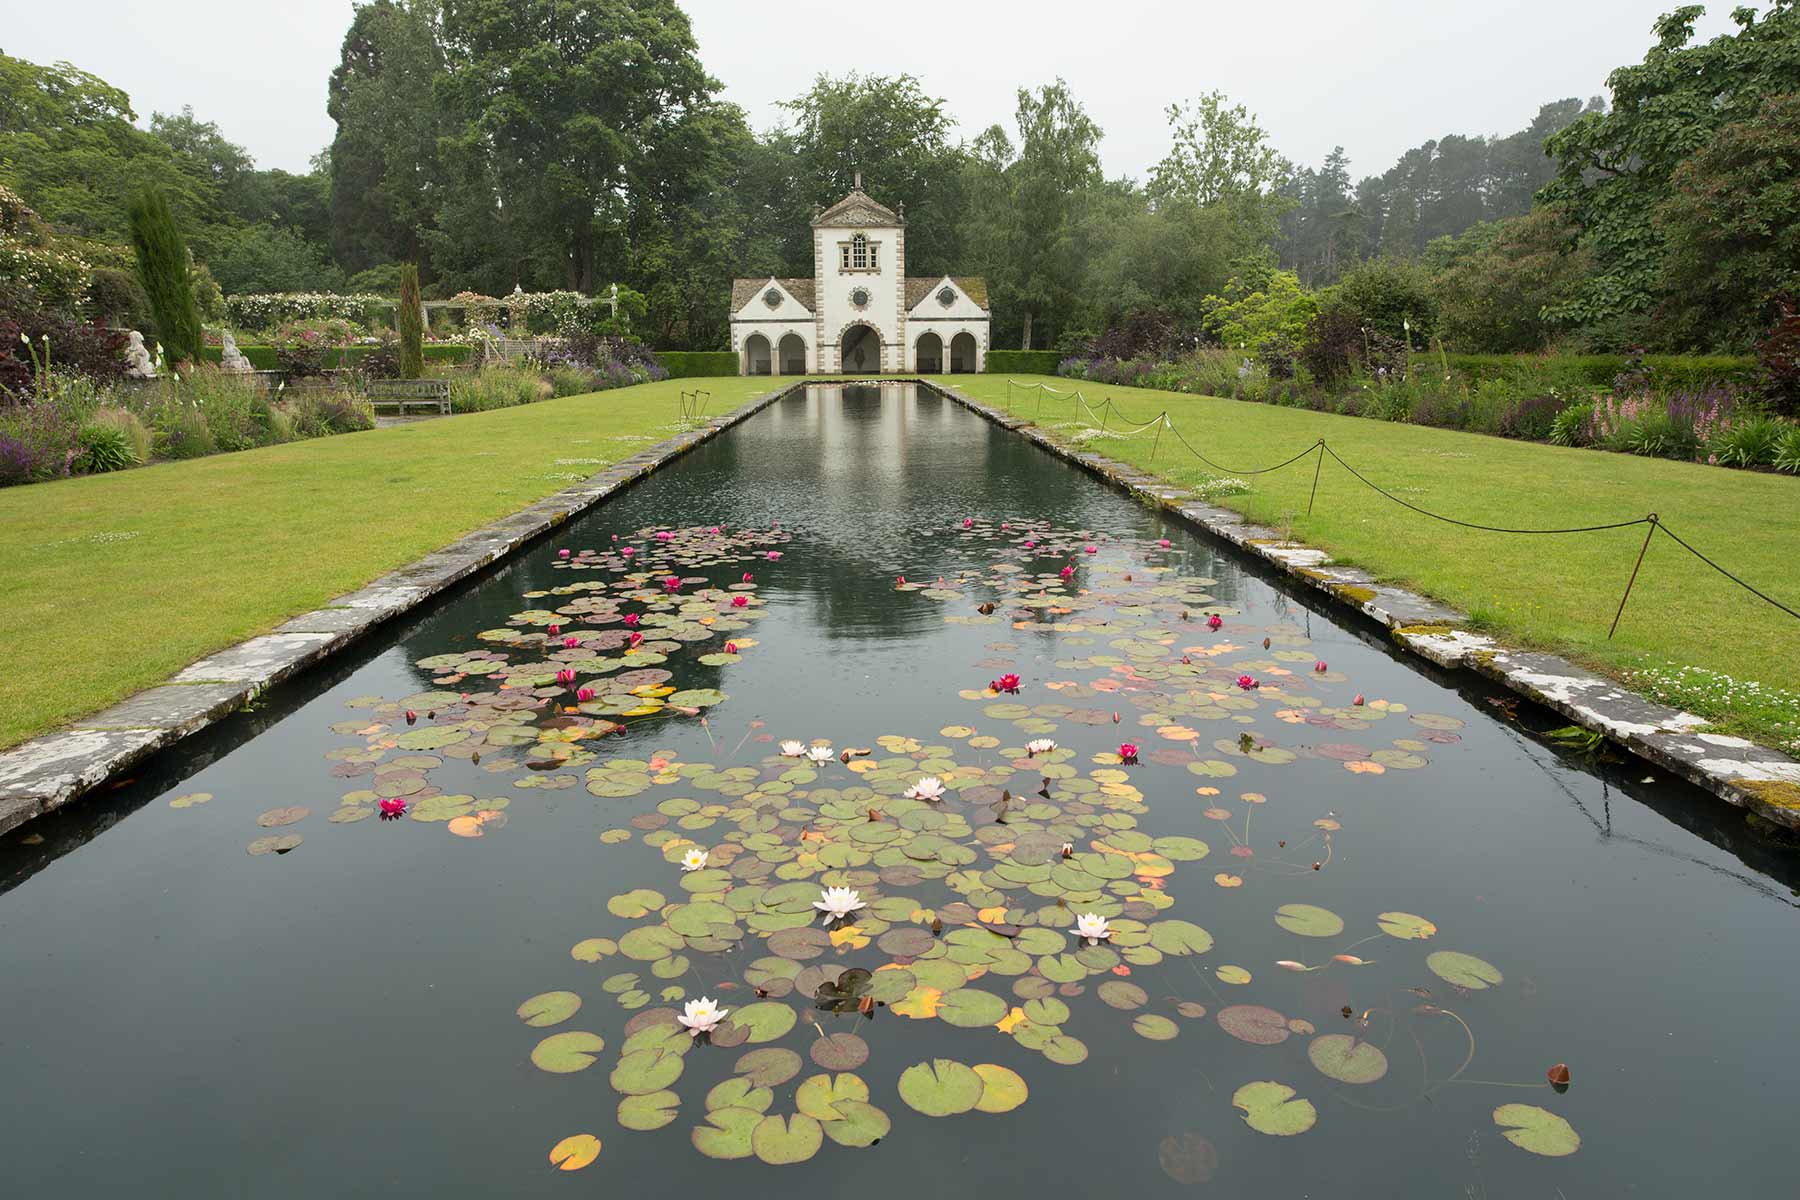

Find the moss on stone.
xmin=1395 ymin=623 xmax=1456 ymax=636
xmin=1730 ymin=777 xmax=1800 ymax=812
xmin=1331 ymin=584 xmax=1377 ymax=605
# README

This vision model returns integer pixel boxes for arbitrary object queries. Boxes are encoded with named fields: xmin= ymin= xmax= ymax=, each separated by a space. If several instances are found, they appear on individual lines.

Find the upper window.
xmin=838 ymin=233 xmax=878 ymax=273
xmin=763 ymin=287 xmax=783 ymax=309
xmin=850 ymin=287 xmax=871 ymax=309
xmin=937 ymin=286 xmax=956 ymax=307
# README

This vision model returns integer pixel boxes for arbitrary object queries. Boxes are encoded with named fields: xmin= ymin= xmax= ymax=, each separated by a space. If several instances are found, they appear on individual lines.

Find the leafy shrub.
xmin=1298 ymin=307 xmax=1368 ymax=384
xmin=549 ymin=365 xmax=601 ymax=397
xmin=286 ymin=391 xmax=373 ymax=438
xmin=0 ymin=402 xmax=79 ymax=483
xmin=76 ymin=414 xmax=141 ymax=472
xmin=1772 ymin=427 xmax=1800 ymax=474
xmin=358 ymin=336 xmax=402 ymax=381
xmin=1618 ymin=409 xmax=1697 ymax=460
xmin=1255 ymin=336 xmax=1297 ymax=380
xmin=984 ymin=350 xmax=1061 ymax=375
xmin=1759 ymin=299 xmax=1800 ymax=415
xmin=1711 ymin=415 xmax=1784 ymax=467
xmin=274 ymin=335 xmax=327 ymax=379
xmin=1498 ymin=393 xmax=1568 ymax=441
xmin=1549 ymin=401 xmax=1594 ymax=446
xmin=86 ymin=406 xmax=152 ymax=464
xmin=1332 ymin=258 xmax=1438 ymax=342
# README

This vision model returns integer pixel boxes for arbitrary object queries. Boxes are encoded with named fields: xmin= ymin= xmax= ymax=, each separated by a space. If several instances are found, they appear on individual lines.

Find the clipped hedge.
xmin=1431 ymin=353 xmax=1757 ymax=390
xmin=986 ymin=350 xmax=1062 ymax=375
xmin=199 ymin=343 xmax=474 ymax=370
xmin=656 ymin=350 xmax=739 ymax=378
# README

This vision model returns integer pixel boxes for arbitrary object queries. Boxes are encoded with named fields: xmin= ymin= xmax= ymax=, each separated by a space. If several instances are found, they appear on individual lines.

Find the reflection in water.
xmin=0 ymin=384 xmax=1794 ymax=1199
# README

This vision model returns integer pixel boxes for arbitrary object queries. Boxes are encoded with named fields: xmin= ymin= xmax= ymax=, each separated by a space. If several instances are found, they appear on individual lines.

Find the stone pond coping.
xmin=923 ymin=380 xmax=1800 ymax=832
xmin=4 ymin=377 xmax=1797 ymax=836
xmin=0 ymin=383 xmax=803 ymax=836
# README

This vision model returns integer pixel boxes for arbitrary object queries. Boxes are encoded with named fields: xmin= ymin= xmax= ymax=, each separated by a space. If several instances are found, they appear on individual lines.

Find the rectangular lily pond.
xmin=2 ymin=383 xmax=1794 ymax=1195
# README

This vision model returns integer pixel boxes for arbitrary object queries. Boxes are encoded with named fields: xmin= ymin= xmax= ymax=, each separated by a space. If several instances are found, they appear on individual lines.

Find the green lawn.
xmin=950 ymin=375 xmax=1800 ymax=751
xmin=0 ymin=377 xmax=776 ymax=750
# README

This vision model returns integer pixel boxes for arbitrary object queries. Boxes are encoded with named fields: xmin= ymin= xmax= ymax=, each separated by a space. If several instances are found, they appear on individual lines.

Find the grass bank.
xmin=0 ymin=376 xmax=775 ymax=750
xmin=949 ymin=375 xmax=1800 ymax=752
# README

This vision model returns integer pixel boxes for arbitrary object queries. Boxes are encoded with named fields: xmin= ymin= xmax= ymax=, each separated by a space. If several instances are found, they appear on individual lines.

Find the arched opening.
xmin=840 ymin=324 xmax=881 ymax=375
xmin=950 ymin=331 xmax=978 ymax=374
xmin=778 ymin=333 xmax=807 ymax=375
xmin=744 ymin=333 xmax=771 ymax=376
xmin=915 ymin=331 xmax=943 ymax=374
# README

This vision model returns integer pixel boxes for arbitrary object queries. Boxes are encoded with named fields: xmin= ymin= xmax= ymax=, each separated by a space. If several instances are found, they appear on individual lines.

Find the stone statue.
xmin=124 ymin=331 xmax=156 ymax=378
xmin=220 ymin=331 xmax=252 ymax=373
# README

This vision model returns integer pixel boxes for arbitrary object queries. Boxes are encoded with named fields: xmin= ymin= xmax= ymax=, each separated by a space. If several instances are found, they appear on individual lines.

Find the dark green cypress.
xmin=126 ymin=188 xmax=202 ymax=365
xmin=397 ymin=263 xmax=424 ymax=378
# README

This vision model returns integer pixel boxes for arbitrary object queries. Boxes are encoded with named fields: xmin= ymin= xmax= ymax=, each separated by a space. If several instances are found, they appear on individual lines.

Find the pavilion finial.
xmin=853 ymin=171 xmax=862 ymax=191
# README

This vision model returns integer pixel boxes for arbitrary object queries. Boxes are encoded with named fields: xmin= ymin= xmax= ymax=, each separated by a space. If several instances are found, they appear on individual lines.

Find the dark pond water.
xmin=2 ymin=383 xmax=1795 ymax=1196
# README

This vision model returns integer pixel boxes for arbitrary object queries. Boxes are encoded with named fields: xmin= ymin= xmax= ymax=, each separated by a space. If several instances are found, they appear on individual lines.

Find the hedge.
xmin=656 ymin=350 xmax=739 ymax=378
xmin=198 ymin=343 xmax=474 ymax=370
xmin=1429 ymin=353 xmax=1757 ymax=390
xmin=986 ymin=350 xmax=1062 ymax=375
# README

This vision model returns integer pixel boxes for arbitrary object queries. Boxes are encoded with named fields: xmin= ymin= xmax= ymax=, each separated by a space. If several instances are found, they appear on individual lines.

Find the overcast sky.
xmin=4 ymin=0 xmax=1744 ymax=183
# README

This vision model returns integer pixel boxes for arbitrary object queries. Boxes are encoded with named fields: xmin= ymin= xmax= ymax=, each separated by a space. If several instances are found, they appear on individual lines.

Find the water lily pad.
xmin=1426 ymin=951 xmax=1503 ymax=990
xmin=607 ymin=888 xmax=665 ymax=918
xmin=1097 ymin=980 xmax=1148 ymax=1010
xmin=548 ymin=1132 xmax=600 ymax=1171
xmin=1217 ymin=1005 xmax=1290 ymax=1045
xmin=570 ymin=937 xmax=618 ymax=962
xmin=168 ymin=792 xmax=211 ymax=809
xmin=752 ymin=1113 xmax=823 ymax=1165
xmin=897 ymin=1058 xmax=985 ymax=1116
xmin=610 ymin=1046 xmax=684 ymax=1094
xmin=1307 ymin=1034 xmax=1389 ymax=1084
xmin=531 ymin=1031 xmax=606 ymax=1074
xmin=821 ymin=1100 xmax=891 ymax=1147
xmin=795 ymin=1072 xmax=870 ymax=1120
xmin=1377 ymin=911 xmax=1437 ymax=940
xmin=256 ymin=806 xmax=309 ymax=827
xmin=691 ymin=1106 xmax=761 ymax=1159
xmin=1275 ymin=903 xmax=1344 ymax=937
xmin=617 ymin=1090 xmax=680 ymax=1131
xmin=668 ymin=688 xmax=727 ymax=708
xmin=1232 ymin=1080 xmax=1317 ymax=1136
xmin=938 ymin=988 xmax=1009 ymax=1028
xmin=971 ymin=1063 xmax=1029 ymax=1113
xmin=1158 ymin=1133 xmax=1219 ymax=1185
xmin=1040 ymin=1034 xmax=1088 ymax=1065
xmin=1132 ymin=1014 xmax=1179 ymax=1041
xmin=517 ymin=991 xmax=582 ymax=1027
xmin=246 ymin=834 xmax=302 ymax=855
xmin=1493 ymin=1103 xmax=1581 ymax=1157
xmin=728 ymin=1001 xmax=797 ymax=1044
xmin=706 ymin=1077 xmax=773 ymax=1113
xmin=734 ymin=1047 xmax=802 ymax=1087
xmin=1149 ymin=920 xmax=1214 ymax=956
xmin=809 ymin=1032 xmax=870 ymax=1070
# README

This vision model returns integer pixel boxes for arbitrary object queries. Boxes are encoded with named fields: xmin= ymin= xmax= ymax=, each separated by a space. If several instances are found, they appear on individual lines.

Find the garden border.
xmin=0 ymin=381 xmax=803 ymax=835
xmin=918 ymin=379 xmax=1800 ymax=830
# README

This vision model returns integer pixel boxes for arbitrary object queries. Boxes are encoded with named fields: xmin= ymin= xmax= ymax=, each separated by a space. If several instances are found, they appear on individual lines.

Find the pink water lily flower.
xmin=557 ymin=668 xmax=578 ymax=686
xmin=896 ymin=575 xmax=906 ymax=586
xmin=404 ymin=710 xmax=418 ymax=724
xmin=379 ymin=797 xmax=407 ymax=819
xmin=547 ymin=623 xmax=561 ymax=636
xmin=1158 ymin=539 xmax=1171 ymax=548
xmin=1353 ymin=694 xmax=1366 ymax=706
xmin=563 ymin=636 xmax=580 ymax=649
xmin=1118 ymin=743 xmax=1139 ymax=763
xmin=664 ymin=576 xmax=682 ymax=592
xmin=1059 ymin=565 xmax=1075 ymax=579
xmin=656 ymin=531 xmax=675 ymax=541
xmin=621 ymin=547 xmax=635 ymax=557
xmin=725 ymin=642 xmax=739 ymax=654
xmin=989 ymin=673 xmax=1021 ymax=694
xmin=963 ymin=517 xmax=973 ymax=528
xmin=1001 ymin=522 xmax=1010 ymax=530
xmin=710 ymin=526 xmax=721 ymax=534
xmin=1206 ymin=614 xmax=1223 ymax=630
xmin=1023 ymin=540 xmax=1036 ymax=549
xmin=576 ymin=687 xmax=595 ymax=702
xmin=628 ymin=632 xmax=644 ymax=648
xmin=766 ymin=551 xmax=781 ymax=560
xmin=623 ymin=613 xmax=640 ymax=626
xmin=1314 ymin=661 xmax=1328 ymax=672
xmin=1084 ymin=544 xmax=1097 ymax=554
xmin=558 ymin=549 xmax=570 ymax=558
xmin=731 ymin=595 xmax=749 ymax=608
xmin=742 ymin=572 xmax=754 ymax=583
xmin=1236 ymin=675 xmax=1259 ymax=690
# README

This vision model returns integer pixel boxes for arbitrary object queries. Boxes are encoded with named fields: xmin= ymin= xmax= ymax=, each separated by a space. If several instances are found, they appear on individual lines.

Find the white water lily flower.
xmin=905 ymin=776 xmax=947 ymax=801
xmin=813 ymin=885 xmax=867 ymax=924
xmin=779 ymin=740 xmax=807 ymax=757
xmin=678 ymin=996 xmax=729 ymax=1036
xmin=1026 ymin=739 xmax=1057 ymax=755
xmin=805 ymin=744 xmax=835 ymax=765
xmin=680 ymin=847 xmax=708 ymax=872
xmin=1074 ymin=912 xmax=1113 ymax=943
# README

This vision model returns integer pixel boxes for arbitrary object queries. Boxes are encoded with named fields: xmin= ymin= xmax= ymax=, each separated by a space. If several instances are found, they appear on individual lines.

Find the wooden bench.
xmin=365 ymin=378 xmax=452 ymax=415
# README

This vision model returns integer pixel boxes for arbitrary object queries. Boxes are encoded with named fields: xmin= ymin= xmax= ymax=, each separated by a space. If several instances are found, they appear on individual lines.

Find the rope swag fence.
xmin=1003 ymin=379 xmax=1800 ymax=639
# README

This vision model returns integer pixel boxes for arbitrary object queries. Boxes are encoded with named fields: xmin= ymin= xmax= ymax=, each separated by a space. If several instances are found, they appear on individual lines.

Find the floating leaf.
xmin=1217 ymin=1005 xmax=1290 ymax=1045
xmin=1232 ymin=1081 xmax=1317 ymax=1136
xmin=607 ymin=888 xmax=665 ymax=918
xmin=891 ymin=986 xmax=944 ymax=1019
xmin=1158 ymin=1133 xmax=1219 ymax=1185
xmin=897 ymin=1059 xmax=985 ymax=1116
xmin=734 ymin=1047 xmax=802 ymax=1087
xmin=168 ymin=792 xmax=212 ymax=809
xmin=1215 ymin=965 xmax=1252 ymax=985
xmin=1097 ymin=980 xmax=1148 ymax=1010
xmin=246 ymin=834 xmax=302 ymax=856
xmin=1426 ymin=951 xmax=1503 ymax=990
xmin=1132 ymin=1014 xmax=1179 ymax=1041
xmin=752 ymin=1113 xmax=823 ymax=1165
xmin=809 ymin=1032 xmax=870 ymax=1070
xmin=971 ymin=1063 xmax=1029 ymax=1113
xmin=1493 ymin=1103 xmax=1581 ymax=1157
xmin=548 ymin=1133 xmax=600 ymax=1171
xmin=1148 ymin=920 xmax=1214 ymax=956
xmin=570 ymin=937 xmax=618 ymax=962
xmin=1307 ymin=1035 xmax=1389 ymax=1084
xmin=795 ymin=1072 xmax=870 ymax=1120
xmin=1040 ymin=1035 xmax=1088 ymax=1065
xmin=617 ymin=1090 xmax=680 ymax=1131
xmin=938 ymin=988 xmax=1009 ymax=1028
xmin=705 ymin=1077 xmax=773 ymax=1114
xmin=531 ymin=1031 xmax=606 ymax=1074
xmin=728 ymin=1001 xmax=797 ymax=1044
xmin=1377 ymin=911 xmax=1437 ymax=940
xmin=517 ymin=991 xmax=581 ymax=1028
xmin=1274 ymin=903 xmax=1344 ymax=937
xmin=821 ymin=1100 xmax=891 ymax=1147
xmin=691 ymin=1106 xmax=761 ymax=1159
xmin=609 ymin=1046 xmax=683 ymax=1093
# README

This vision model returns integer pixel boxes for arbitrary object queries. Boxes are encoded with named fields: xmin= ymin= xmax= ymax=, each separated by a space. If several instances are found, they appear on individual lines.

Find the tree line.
xmin=3 ymin=1 xmax=1797 ymax=354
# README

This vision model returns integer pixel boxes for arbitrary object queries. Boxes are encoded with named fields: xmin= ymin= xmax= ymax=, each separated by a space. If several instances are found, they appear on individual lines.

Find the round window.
xmin=938 ymin=286 xmax=956 ymax=307
xmin=850 ymin=287 xmax=871 ymax=309
xmin=763 ymin=287 xmax=782 ymax=309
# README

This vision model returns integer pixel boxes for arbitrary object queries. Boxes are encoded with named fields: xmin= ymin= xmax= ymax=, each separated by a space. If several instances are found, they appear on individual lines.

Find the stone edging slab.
xmin=0 ymin=383 xmax=801 ymax=835
xmin=924 ymin=380 xmax=1800 ymax=830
